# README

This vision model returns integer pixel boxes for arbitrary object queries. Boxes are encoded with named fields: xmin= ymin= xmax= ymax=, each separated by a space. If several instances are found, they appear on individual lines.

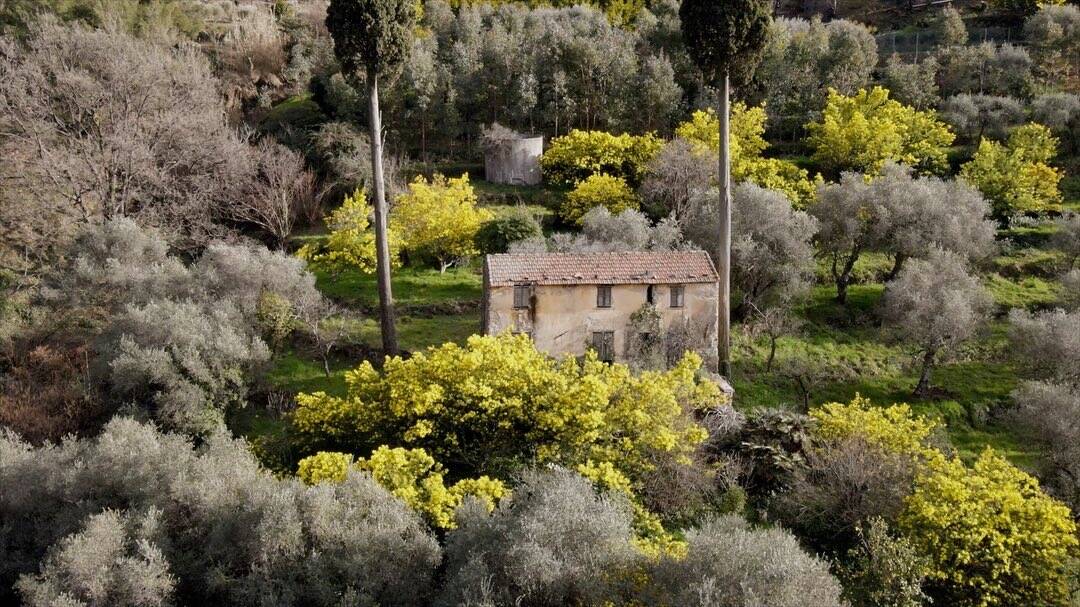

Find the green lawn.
xmin=313 ymin=265 xmax=482 ymax=309
xmin=732 ymin=285 xmax=1040 ymax=467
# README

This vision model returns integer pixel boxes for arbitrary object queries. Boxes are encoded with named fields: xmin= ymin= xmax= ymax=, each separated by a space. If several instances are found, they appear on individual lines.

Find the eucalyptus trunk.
xmin=367 ymin=69 xmax=398 ymax=355
xmin=717 ymin=72 xmax=732 ymax=378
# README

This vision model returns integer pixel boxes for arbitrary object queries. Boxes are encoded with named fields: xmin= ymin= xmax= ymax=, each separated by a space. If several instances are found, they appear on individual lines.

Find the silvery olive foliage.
xmin=935 ymin=42 xmax=1035 ymax=99
xmin=881 ymin=248 xmax=991 ymax=396
xmin=541 ymin=207 xmax=682 ymax=253
xmin=52 ymin=219 xmax=325 ymax=435
xmin=1051 ymin=211 xmax=1080 ymax=269
xmin=438 ymin=467 xmax=639 ymax=607
xmin=0 ymin=417 xmax=441 ymax=606
xmin=940 ymin=94 xmax=1025 ymax=141
xmin=880 ymin=53 xmax=939 ymax=110
xmin=1008 ymin=307 xmax=1080 ymax=510
xmin=641 ymin=515 xmax=844 ymax=607
xmin=1030 ymin=93 xmax=1080 ymax=133
xmin=685 ymin=183 xmax=818 ymax=313
xmin=755 ymin=17 xmax=878 ymax=134
xmin=811 ymin=163 xmax=996 ymax=303
xmin=15 ymin=509 xmax=177 ymax=607
xmin=99 ymin=300 xmax=271 ymax=436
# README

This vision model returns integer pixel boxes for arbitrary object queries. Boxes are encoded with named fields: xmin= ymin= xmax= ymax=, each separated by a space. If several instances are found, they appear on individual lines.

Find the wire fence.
xmin=875 ymin=25 xmax=1026 ymax=62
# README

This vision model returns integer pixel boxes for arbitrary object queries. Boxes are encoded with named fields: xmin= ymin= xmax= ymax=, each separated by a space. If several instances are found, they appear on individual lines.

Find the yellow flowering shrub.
xmin=540 ymin=129 xmax=663 ymax=187
xmin=960 ymin=123 xmax=1063 ymax=220
xmin=900 ymin=449 xmax=1078 ymax=607
xmin=297 ymin=188 xmax=402 ymax=275
xmin=297 ymin=446 xmax=507 ymax=529
xmin=297 ymin=450 xmax=353 ymax=484
xmin=292 ymin=333 xmax=721 ymax=521
xmin=561 ymin=173 xmax=640 ymax=224
xmin=810 ymin=395 xmax=940 ymax=461
xmin=806 ymin=87 xmax=955 ymax=176
xmin=390 ymin=174 xmax=493 ymax=272
xmin=675 ymin=105 xmax=816 ymax=206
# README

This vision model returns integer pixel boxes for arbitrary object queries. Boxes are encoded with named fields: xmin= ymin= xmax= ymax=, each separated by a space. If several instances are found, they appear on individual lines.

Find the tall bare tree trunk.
xmin=367 ymin=69 xmax=398 ymax=355
xmin=717 ymin=71 xmax=732 ymax=378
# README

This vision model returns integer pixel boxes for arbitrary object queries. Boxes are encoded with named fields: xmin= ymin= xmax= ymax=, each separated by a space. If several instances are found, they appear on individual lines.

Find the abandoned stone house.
xmin=481 ymin=251 xmax=720 ymax=366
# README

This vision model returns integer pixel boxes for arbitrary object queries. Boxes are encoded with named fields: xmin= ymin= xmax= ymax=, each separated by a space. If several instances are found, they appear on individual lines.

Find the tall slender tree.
xmin=326 ymin=0 xmax=415 ymax=355
xmin=680 ymin=0 xmax=771 ymax=377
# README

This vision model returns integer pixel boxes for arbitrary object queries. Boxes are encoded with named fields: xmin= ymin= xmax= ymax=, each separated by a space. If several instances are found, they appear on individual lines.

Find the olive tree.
xmin=881 ymin=248 xmax=991 ymax=397
xmin=1008 ymin=308 xmax=1080 ymax=510
xmin=685 ymin=183 xmax=818 ymax=315
xmin=811 ymin=164 xmax=996 ymax=302
xmin=1050 ymin=211 xmax=1080 ymax=269
xmin=940 ymin=94 xmax=1025 ymax=142
xmin=326 ymin=0 xmax=416 ymax=355
xmin=639 ymin=138 xmax=716 ymax=223
xmin=680 ymin=0 xmax=772 ymax=377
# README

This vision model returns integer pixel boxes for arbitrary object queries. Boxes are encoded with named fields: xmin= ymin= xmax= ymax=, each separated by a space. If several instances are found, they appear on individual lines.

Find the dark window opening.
xmin=646 ymin=285 xmax=655 ymax=304
xmin=592 ymin=331 xmax=615 ymax=362
xmin=597 ymin=285 xmax=612 ymax=308
xmin=513 ymin=284 xmax=531 ymax=309
xmin=670 ymin=285 xmax=685 ymax=308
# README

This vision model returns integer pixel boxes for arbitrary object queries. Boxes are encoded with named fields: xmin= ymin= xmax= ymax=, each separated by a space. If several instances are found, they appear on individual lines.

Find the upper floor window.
xmin=646 ymin=285 xmax=656 ymax=305
xmin=670 ymin=285 xmax=685 ymax=308
xmin=596 ymin=285 xmax=612 ymax=308
xmin=513 ymin=284 xmax=531 ymax=309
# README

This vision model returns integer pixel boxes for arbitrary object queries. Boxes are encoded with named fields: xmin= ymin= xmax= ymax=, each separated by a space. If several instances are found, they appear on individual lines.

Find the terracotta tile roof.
xmin=485 ymin=251 xmax=718 ymax=286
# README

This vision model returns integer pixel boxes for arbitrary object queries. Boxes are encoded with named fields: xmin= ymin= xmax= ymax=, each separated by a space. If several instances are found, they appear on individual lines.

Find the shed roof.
xmin=485 ymin=251 xmax=718 ymax=287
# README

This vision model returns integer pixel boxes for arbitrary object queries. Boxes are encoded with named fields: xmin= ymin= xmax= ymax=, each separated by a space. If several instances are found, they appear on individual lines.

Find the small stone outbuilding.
xmin=483 ymin=135 xmax=543 ymax=185
xmin=481 ymin=251 xmax=720 ymax=367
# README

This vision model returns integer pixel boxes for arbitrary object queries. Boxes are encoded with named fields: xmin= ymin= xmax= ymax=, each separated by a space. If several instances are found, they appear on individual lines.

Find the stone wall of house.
xmin=483 ymin=281 xmax=719 ymax=367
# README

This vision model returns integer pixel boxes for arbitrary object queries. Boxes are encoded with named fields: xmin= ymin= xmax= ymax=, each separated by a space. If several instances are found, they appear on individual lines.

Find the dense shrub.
xmin=474 ymin=209 xmax=543 ymax=254
xmin=642 ymin=515 xmax=845 ymax=607
xmin=0 ymin=342 xmax=102 ymax=444
xmin=0 ymin=417 xmax=442 ymax=606
xmin=838 ymin=518 xmax=931 ymax=607
xmin=98 ymin=300 xmax=271 ymax=436
xmin=292 ymin=333 xmax=719 ymax=492
xmin=771 ymin=437 xmax=915 ymax=552
xmin=561 ymin=173 xmax=640 ymax=225
xmin=900 ymin=449 xmax=1078 ymax=607
xmin=540 ymin=130 xmax=663 ymax=188
xmin=297 ymin=447 xmax=507 ymax=529
xmin=438 ymin=467 xmax=639 ymax=607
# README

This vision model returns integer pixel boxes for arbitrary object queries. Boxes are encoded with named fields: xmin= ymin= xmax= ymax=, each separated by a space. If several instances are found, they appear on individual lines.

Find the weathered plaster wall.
xmin=484 ymin=282 xmax=718 ymax=364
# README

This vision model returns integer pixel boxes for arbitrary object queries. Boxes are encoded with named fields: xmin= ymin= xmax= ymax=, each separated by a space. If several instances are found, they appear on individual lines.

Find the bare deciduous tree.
xmin=0 ymin=20 xmax=251 ymax=260
xmin=231 ymin=142 xmax=317 ymax=250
